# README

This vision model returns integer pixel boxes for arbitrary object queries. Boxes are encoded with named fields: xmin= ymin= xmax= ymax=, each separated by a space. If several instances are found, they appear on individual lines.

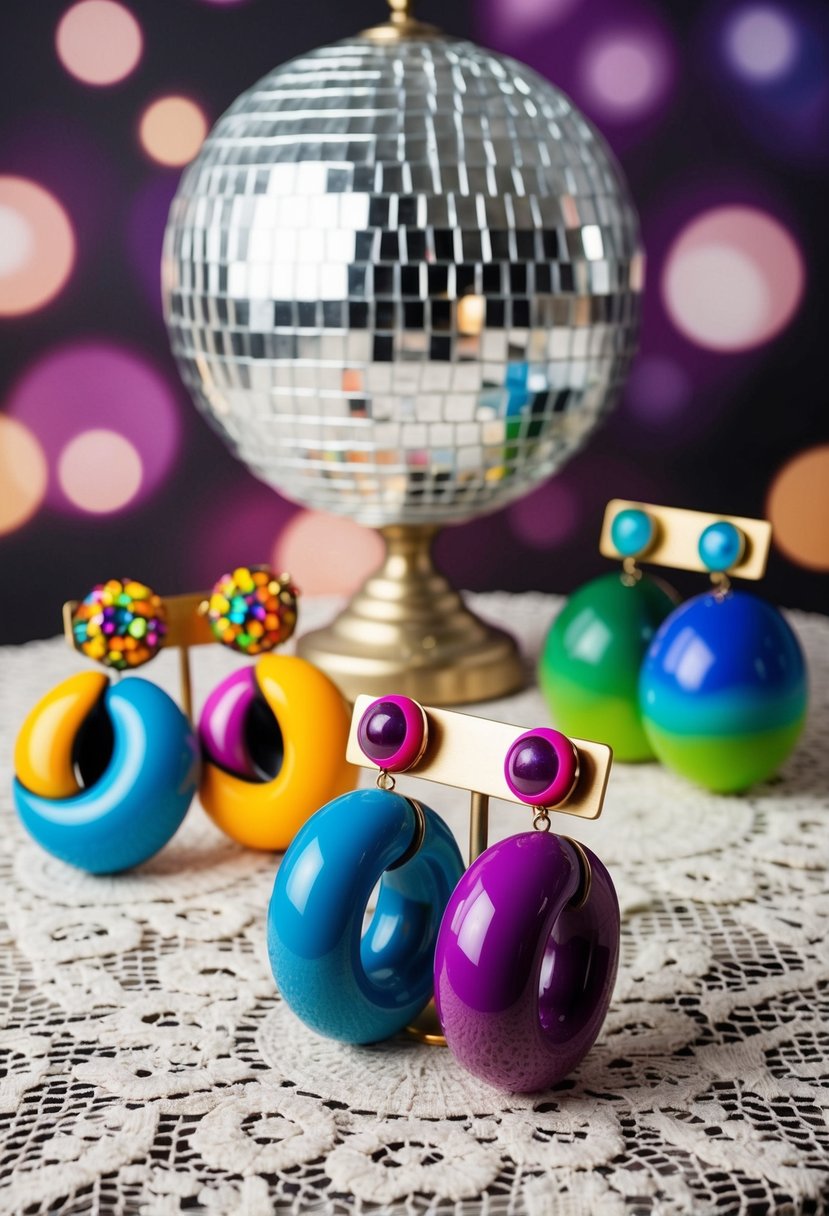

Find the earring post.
xmin=178 ymin=645 xmax=193 ymax=722
xmin=469 ymin=791 xmax=489 ymax=863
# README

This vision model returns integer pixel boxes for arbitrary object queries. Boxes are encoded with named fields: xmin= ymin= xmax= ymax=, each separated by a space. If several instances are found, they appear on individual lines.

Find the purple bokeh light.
xmin=6 ymin=341 xmax=181 ymax=514
xmin=580 ymin=28 xmax=675 ymax=123
xmin=702 ymin=0 xmax=829 ymax=163
xmin=726 ymin=6 xmax=800 ymax=80
xmin=509 ymin=477 xmax=581 ymax=550
xmin=126 ymin=175 xmax=179 ymax=316
xmin=625 ymin=355 xmax=693 ymax=425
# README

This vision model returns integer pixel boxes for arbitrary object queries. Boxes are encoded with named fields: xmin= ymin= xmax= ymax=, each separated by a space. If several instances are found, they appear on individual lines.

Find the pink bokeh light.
xmin=58 ymin=429 xmax=144 ymax=515
xmin=662 ymin=205 xmax=805 ymax=351
xmin=0 ymin=417 xmax=48 ymax=536
xmin=581 ymin=29 xmax=674 ymax=121
xmin=55 ymin=0 xmax=143 ymax=87
xmin=273 ymin=511 xmax=385 ymax=596
xmin=6 ymin=341 xmax=180 ymax=514
xmin=0 ymin=177 xmax=75 ymax=316
xmin=485 ymin=0 xmax=583 ymax=40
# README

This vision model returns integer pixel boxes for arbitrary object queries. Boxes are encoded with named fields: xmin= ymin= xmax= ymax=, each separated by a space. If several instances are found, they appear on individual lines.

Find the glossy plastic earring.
xmin=268 ymin=695 xmax=465 ymax=1043
xmin=539 ymin=505 xmax=678 ymax=761
xmin=639 ymin=520 xmax=808 ymax=792
xmin=198 ymin=566 xmax=356 ymax=850
xmin=434 ymin=727 xmax=620 ymax=1093
xmin=199 ymin=654 xmax=357 ymax=851
xmin=13 ymin=579 xmax=198 ymax=873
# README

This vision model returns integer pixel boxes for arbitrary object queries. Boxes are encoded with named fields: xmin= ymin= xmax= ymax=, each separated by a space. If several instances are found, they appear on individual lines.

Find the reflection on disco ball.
xmin=163 ymin=32 xmax=643 ymax=527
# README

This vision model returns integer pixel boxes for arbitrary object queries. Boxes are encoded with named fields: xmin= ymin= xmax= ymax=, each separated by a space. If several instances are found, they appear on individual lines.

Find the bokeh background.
xmin=1 ymin=0 xmax=827 ymax=643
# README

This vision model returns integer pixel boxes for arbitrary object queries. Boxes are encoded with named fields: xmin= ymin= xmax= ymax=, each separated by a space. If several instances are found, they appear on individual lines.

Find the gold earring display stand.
xmin=600 ymin=500 xmax=772 ymax=580
xmin=296 ymin=525 xmax=526 ymax=707
xmin=63 ymin=591 xmax=213 ymax=722
xmin=346 ymin=695 xmax=613 ymax=1044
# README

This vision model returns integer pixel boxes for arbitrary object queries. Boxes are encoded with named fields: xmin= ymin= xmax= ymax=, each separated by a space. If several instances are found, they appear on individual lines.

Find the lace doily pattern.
xmin=1 ymin=595 xmax=827 ymax=1214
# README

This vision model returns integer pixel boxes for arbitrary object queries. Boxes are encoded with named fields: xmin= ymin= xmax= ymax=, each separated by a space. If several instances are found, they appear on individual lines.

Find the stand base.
xmin=296 ymin=525 xmax=525 ymax=706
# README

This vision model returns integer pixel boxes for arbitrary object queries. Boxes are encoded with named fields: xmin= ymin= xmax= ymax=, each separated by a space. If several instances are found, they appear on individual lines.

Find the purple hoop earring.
xmin=434 ymin=727 xmax=620 ymax=1093
xmin=357 ymin=695 xmax=429 ymax=781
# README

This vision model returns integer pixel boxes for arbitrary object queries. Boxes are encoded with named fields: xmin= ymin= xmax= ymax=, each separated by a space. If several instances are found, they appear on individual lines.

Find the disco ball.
xmin=163 ymin=24 xmax=642 ymax=528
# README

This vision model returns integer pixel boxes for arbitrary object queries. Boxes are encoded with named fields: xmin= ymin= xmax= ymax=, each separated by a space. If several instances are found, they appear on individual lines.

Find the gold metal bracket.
xmin=347 ymin=696 xmax=612 ymax=843
xmin=599 ymin=499 xmax=772 ymax=580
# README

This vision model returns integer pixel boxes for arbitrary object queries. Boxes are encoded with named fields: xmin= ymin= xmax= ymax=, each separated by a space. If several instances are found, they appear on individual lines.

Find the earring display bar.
xmin=599 ymin=499 xmax=772 ymax=580
xmin=346 ymin=694 xmax=612 ymax=827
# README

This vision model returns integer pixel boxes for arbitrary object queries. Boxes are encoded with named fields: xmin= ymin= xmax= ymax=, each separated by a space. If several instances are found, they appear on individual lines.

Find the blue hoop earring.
xmin=267 ymin=696 xmax=465 ymax=1043
xmin=13 ymin=672 xmax=199 ymax=873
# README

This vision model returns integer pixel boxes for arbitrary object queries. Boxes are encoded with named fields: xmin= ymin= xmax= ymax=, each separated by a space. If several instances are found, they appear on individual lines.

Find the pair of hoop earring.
xmin=13 ymin=571 xmax=356 ymax=872
xmin=268 ymin=696 xmax=620 ymax=1093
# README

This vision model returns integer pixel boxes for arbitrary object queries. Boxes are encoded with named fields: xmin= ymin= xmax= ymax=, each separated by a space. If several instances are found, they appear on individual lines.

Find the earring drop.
xmin=198 ymin=570 xmax=357 ymax=850
xmin=13 ymin=579 xmax=198 ymax=873
xmin=539 ymin=504 xmax=678 ymax=761
xmin=434 ymin=727 xmax=619 ymax=1093
xmin=639 ymin=519 xmax=808 ymax=791
xmin=268 ymin=694 xmax=464 ymax=1044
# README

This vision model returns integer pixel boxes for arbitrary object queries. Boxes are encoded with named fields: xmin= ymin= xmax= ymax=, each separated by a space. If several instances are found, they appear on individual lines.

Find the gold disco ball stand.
xmin=163 ymin=0 xmax=643 ymax=703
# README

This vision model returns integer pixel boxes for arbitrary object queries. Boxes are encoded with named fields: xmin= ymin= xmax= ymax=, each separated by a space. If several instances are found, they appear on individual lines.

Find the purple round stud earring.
xmin=434 ymin=727 xmax=620 ymax=1093
xmin=504 ymin=727 xmax=580 ymax=811
xmin=356 ymin=694 xmax=429 ymax=783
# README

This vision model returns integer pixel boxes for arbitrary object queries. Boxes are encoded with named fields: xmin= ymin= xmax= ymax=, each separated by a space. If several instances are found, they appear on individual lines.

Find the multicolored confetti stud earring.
xmin=539 ymin=502 xmax=678 ymax=761
xmin=268 ymin=695 xmax=465 ymax=1043
xmin=198 ymin=566 xmax=358 ymax=850
xmin=434 ymin=726 xmax=620 ymax=1093
xmin=13 ymin=579 xmax=199 ymax=873
xmin=639 ymin=517 xmax=808 ymax=792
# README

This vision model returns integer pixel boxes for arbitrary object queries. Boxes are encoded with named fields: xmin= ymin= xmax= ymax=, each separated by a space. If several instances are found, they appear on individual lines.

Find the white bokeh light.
xmin=0 ymin=205 xmax=34 ymax=277
xmin=0 ymin=178 xmax=75 ymax=316
xmin=727 ymin=6 xmax=798 ymax=80
xmin=58 ymin=428 xmax=143 ymax=514
xmin=662 ymin=206 xmax=804 ymax=351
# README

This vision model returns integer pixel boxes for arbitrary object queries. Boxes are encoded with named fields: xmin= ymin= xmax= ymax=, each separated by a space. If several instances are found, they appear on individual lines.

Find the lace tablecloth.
xmin=1 ymin=593 xmax=827 ymax=1216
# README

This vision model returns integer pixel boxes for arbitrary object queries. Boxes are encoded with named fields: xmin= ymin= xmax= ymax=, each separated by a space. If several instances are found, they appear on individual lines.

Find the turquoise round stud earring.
xmin=697 ymin=520 xmax=745 ymax=573
xmin=539 ymin=506 xmax=678 ymax=761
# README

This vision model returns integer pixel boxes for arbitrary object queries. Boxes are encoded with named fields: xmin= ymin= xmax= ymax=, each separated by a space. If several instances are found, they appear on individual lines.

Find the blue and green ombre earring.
xmin=539 ymin=503 xmax=678 ymax=761
xmin=639 ymin=518 xmax=808 ymax=792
